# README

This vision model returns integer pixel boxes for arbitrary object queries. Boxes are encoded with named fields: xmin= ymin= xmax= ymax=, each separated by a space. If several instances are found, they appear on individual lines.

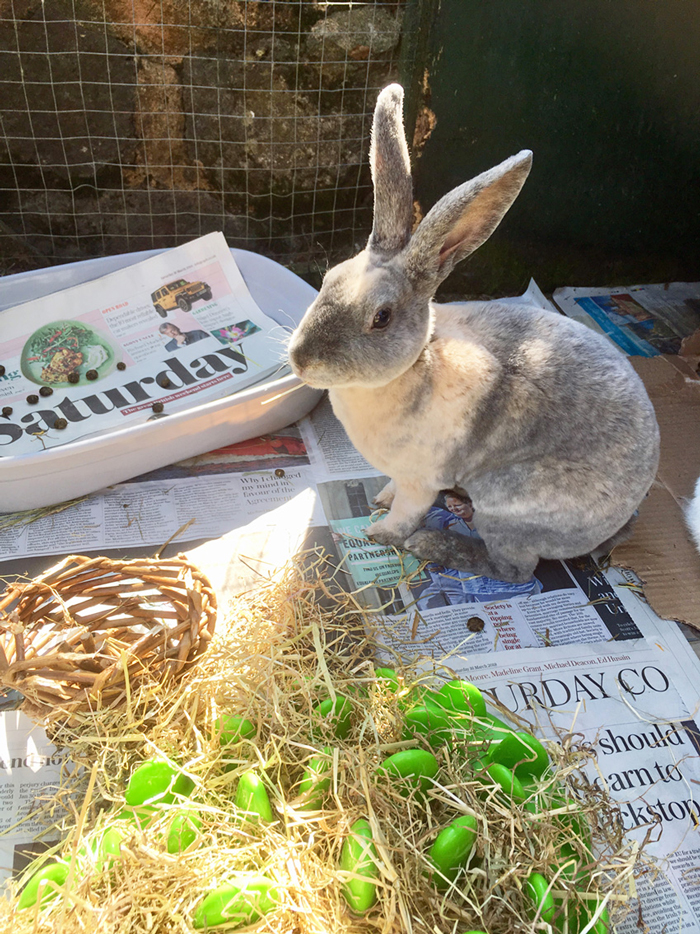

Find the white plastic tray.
xmin=0 ymin=248 xmax=321 ymax=512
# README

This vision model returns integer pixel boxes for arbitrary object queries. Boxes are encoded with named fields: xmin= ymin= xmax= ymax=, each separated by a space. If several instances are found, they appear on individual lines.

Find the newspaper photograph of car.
xmin=151 ymin=278 xmax=213 ymax=316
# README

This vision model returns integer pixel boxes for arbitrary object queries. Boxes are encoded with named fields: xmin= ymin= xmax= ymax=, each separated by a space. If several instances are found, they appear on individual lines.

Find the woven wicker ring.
xmin=0 ymin=554 xmax=217 ymax=716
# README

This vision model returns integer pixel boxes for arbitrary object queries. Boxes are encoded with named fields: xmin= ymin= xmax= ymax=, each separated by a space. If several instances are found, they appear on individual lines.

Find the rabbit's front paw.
xmin=373 ymin=480 xmax=396 ymax=509
xmin=364 ymin=516 xmax=406 ymax=549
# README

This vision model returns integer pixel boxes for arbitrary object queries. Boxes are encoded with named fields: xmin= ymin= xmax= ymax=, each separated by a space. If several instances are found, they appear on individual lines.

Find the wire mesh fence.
xmin=0 ymin=1 xmax=407 ymax=275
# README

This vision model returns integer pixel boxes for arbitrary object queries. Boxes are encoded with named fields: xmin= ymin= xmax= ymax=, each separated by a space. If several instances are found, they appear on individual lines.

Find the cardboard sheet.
xmin=613 ymin=354 xmax=700 ymax=630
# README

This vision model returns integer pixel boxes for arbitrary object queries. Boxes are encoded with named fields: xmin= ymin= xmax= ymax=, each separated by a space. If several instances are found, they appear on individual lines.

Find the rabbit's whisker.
xmin=261 ymin=382 xmax=310 ymax=405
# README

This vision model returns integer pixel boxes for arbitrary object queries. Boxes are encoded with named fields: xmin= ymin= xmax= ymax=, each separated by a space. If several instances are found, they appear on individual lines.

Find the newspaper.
xmin=0 ymin=711 xmax=66 ymax=880
xmin=553 ymin=282 xmax=700 ymax=356
xmin=0 ymin=427 xmax=323 ymax=561
xmin=0 ymin=233 xmax=286 ymax=456
xmin=1 ymin=287 xmax=699 ymax=929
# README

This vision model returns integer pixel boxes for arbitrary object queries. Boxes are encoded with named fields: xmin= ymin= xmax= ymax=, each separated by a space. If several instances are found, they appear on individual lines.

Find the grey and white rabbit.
xmin=288 ymin=84 xmax=660 ymax=583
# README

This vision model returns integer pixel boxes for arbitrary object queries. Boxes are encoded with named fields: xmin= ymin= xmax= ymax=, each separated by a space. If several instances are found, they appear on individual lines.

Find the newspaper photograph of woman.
xmin=157 ymin=321 xmax=211 ymax=351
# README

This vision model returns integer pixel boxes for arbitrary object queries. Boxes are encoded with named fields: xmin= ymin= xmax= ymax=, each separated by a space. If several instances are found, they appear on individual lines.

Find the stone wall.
xmin=0 ymin=1 xmax=404 ymax=271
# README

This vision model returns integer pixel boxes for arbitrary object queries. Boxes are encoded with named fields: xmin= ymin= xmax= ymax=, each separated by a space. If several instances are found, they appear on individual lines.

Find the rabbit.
xmin=288 ymin=84 xmax=660 ymax=584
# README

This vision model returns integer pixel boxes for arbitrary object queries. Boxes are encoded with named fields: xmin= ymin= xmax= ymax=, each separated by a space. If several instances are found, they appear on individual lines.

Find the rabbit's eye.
xmin=372 ymin=306 xmax=392 ymax=329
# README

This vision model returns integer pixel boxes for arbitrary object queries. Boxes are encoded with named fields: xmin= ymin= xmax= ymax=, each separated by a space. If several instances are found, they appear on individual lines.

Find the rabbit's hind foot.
xmin=404 ymin=529 xmax=537 ymax=584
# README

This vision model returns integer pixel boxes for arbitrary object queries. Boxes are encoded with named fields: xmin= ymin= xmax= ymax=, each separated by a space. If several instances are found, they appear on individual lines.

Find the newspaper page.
xmin=552 ymin=282 xmax=700 ymax=356
xmin=452 ymin=640 xmax=700 ymax=933
xmin=311 ymin=470 xmax=672 ymax=652
xmin=0 ymin=710 xmax=66 ymax=881
xmin=0 ymin=232 xmax=287 ymax=456
xmin=0 ymin=427 xmax=323 ymax=562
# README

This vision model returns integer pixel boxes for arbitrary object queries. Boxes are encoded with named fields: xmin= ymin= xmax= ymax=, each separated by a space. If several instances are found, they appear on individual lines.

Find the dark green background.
xmin=402 ymin=0 xmax=700 ymax=297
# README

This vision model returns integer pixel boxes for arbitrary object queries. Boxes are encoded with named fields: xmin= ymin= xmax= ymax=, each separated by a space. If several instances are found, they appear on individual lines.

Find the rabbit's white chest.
xmin=329 ymin=337 xmax=499 ymax=487
xmin=331 ymin=391 xmax=426 ymax=474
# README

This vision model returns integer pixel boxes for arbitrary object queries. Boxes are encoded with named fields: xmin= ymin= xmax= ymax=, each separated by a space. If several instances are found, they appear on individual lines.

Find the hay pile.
xmin=0 ymin=554 xmax=642 ymax=933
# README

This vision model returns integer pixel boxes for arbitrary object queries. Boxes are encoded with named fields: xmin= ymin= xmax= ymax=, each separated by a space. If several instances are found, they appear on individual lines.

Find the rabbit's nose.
xmin=287 ymin=332 xmax=311 ymax=375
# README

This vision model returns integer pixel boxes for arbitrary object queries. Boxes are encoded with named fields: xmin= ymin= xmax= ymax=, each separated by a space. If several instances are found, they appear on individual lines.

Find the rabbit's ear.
xmin=405 ymin=150 xmax=533 ymax=283
xmin=367 ymin=84 xmax=414 ymax=260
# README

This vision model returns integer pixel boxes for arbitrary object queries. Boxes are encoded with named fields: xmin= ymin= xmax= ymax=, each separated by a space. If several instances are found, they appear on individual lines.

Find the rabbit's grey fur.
xmin=289 ymin=84 xmax=659 ymax=583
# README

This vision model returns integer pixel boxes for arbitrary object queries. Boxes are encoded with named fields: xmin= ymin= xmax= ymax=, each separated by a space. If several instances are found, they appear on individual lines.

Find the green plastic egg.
xmin=476 ymin=712 xmax=516 ymax=743
xmin=234 ymin=771 xmax=275 ymax=824
xmin=298 ymin=746 xmax=333 ymax=810
xmin=339 ymin=818 xmax=380 ymax=913
xmin=427 ymin=814 xmax=478 ymax=889
xmin=96 ymin=825 xmax=126 ymax=870
xmin=525 ymin=872 xmax=558 ymax=926
xmin=214 ymin=714 xmax=256 ymax=746
xmin=553 ymin=841 xmax=589 ymax=882
xmin=192 ymin=876 xmax=280 ymax=929
xmin=479 ymin=762 xmax=528 ymax=803
xmin=373 ymin=667 xmax=400 ymax=689
xmin=167 ymin=810 xmax=203 ymax=853
xmin=17 ymin=862 xmax=70 ymax=910
xmin=486 ymin=730 xmax=549 ymax=779
xmin=483 ymin=713 xmax=514 ymax=733
xmin=547 ymin=842 xmax=608 ymax=934
xmin=124 ymin=760 xmax=194 ymax=806
xmin=376 ymin=749 xmax=439 ymax=795
xmin=548 ymin=795 xmax=594 ymax=850
xmin=429 ymin=680 xmax=487 ymax=719
xmin=313 ymin=695 xmax=353 ymax=739
xmin=402 ymin=703 xmax=453 ymax=747
xmin=573 ymin=901 xmax=610 ymax=934
xmin=116 ymin=804 xmax=156 ymax=828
